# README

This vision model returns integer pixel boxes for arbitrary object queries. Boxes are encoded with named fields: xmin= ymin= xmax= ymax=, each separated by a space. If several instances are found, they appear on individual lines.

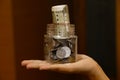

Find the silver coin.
xmin=56 ymin=46 xmax=71 ymax=59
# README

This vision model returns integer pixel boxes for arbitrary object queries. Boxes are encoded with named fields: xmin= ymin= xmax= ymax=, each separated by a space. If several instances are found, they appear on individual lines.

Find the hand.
xmin=21 ymin=54 xmax=95 ymax=73
xmin=21 ymin=54 xmax=109 ymax=80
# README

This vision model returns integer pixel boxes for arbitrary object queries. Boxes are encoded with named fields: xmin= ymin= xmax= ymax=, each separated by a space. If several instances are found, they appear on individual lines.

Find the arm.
xmin=87 ymin=60 xmax=109 ymax=80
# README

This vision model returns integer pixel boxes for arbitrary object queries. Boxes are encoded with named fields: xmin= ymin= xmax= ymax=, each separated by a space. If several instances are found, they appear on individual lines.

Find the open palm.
xmin=21 ymin=54 xmax=99 ymax=74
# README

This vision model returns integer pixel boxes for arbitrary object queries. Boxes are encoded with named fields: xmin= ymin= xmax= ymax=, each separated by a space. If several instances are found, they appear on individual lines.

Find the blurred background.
xmin=0 ymin=0 xmax=119 ymax=80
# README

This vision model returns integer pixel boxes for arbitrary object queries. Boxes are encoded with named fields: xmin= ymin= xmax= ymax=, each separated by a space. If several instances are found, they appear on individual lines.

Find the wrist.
xmin=88 ymin=63 xmax=109 ymax=80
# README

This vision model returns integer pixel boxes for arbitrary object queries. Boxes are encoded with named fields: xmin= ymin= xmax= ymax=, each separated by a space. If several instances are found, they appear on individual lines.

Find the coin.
xmin=56 ymin=46 xmax=71 ymax=59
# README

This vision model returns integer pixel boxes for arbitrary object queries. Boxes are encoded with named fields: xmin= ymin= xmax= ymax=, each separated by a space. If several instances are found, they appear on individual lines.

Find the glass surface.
xmin=44 ymin=23 xmax=77 ymax=63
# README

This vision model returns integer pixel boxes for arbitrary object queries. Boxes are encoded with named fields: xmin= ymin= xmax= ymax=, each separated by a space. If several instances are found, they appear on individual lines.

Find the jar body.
xmin=44 ymin=23 xmax=77 ymax=63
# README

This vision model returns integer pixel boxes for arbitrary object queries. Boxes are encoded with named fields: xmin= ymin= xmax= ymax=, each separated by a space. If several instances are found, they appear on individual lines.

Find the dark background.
xmin=86 ymin=0 xmax=116 ymax=79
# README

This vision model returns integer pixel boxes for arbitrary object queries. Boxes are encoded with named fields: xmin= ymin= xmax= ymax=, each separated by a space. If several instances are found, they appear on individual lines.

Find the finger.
xmin=25 ymin=61 xmax=49 ymax=69
xmin=26 ymin=62 xmax=40 ymax=69
xmin=21 ymin=60 xmax=33 ymax=66
xmin=21 ymin=60 xmax=46 ymax=66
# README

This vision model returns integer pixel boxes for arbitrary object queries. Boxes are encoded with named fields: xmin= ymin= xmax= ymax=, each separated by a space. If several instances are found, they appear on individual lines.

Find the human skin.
xmin=21 ymin=54 xmax=110 ymax=80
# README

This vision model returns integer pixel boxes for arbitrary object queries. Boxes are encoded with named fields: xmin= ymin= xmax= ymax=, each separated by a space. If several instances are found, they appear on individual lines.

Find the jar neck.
xmin=46 ymin=23 xmax=75 ymax=37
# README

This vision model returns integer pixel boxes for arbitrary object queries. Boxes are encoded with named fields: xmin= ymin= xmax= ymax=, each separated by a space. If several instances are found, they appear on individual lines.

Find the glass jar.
xmin=44 ymin=23 xmax=77 ymax=63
